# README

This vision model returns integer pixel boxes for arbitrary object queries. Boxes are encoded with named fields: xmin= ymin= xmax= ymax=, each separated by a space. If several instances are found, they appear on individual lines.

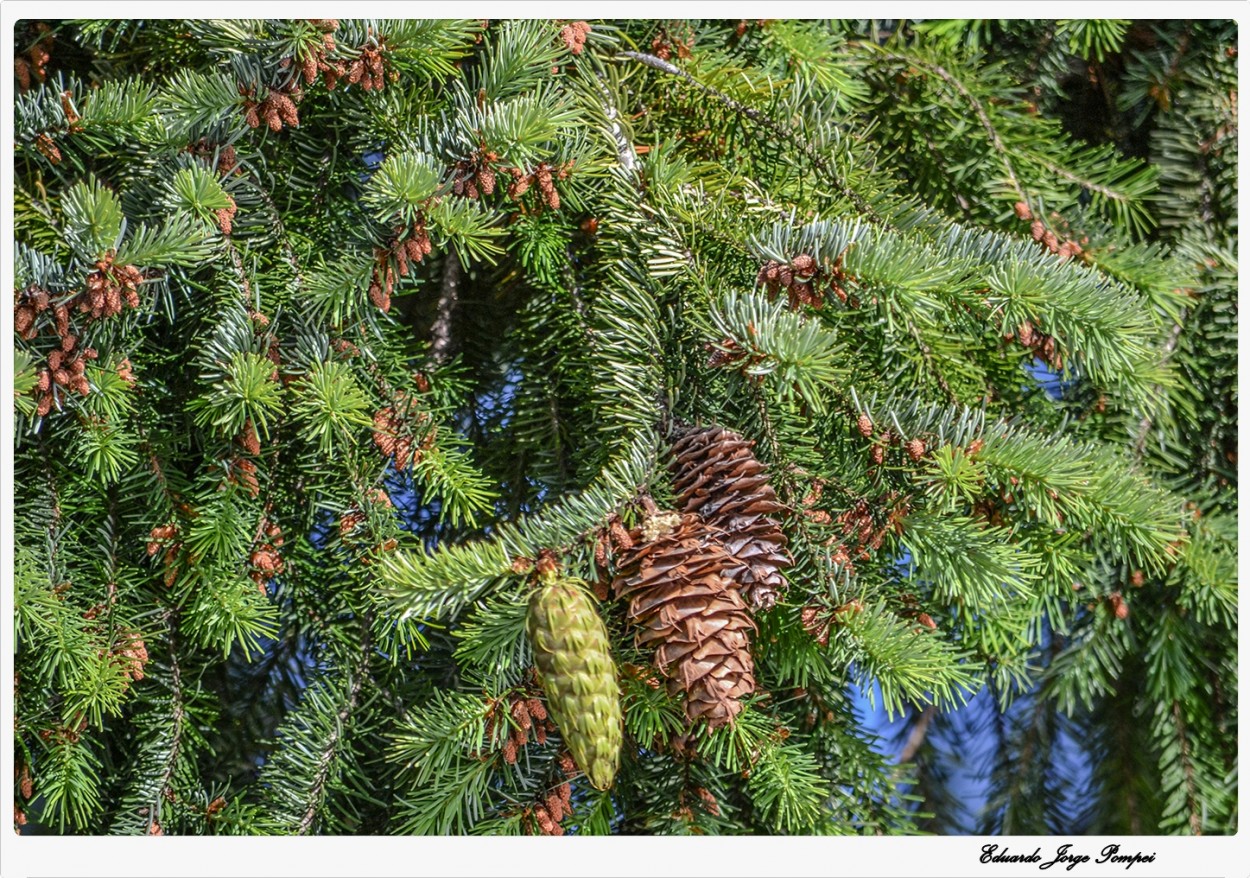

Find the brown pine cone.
xmin=613 ymin=512 xmax=756 ymax=728
xmin=669 ymin=425 xmax=792 ymax=612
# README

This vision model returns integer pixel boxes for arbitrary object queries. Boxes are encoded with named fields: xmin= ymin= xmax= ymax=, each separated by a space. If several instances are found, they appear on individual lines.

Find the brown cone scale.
xmin=613 ymin=513 xmax=756 ymax=729
xmin=670 ymin=425 xmax=792 ymax=611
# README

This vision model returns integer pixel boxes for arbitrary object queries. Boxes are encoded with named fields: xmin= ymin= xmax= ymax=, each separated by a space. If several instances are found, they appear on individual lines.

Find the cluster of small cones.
xmin=186 ymin=139 xmax=238 ymax=176
xmin=524 ymin=752 xmax=578 ymax=836
xmin=799 ymin=598 xmax=864 ymax=648
xmin=293 ymin=20 xmax=342 ymax=89
xmin=14 ymin=22 xmax=52 ymax=93
xmin=281 ymin=21 xmax=394 ymax=92
xmin=671 ymin=785 xmax=722 ymax=826
xmin=215 ymin=195 xmax=238 ymax=236
xmin=34 ymin=132 xmax=62 ymax=164
xmin=486 ymin=692 xmax=555 ymax=765
xmin=1015 ymin=201 xmax=1086 ymax=263
xmin=371 ymin=394 xmax=432 ymax=471
xmin=15 ymin=761 xmax=33 ymax=827
xmin=30 ymin=331 xmax=96 ymax=415
xmin=111 ymin=629 xmax=149 ymax=685
xmin=1003 ymin=318 xmax=1063 ymax=371
xmin=227 ymin=457 xmax=260 ymax=497
xmin=370 ymin=220 xmax=433 ymax=312
xmin=734 ymin=20 xmax=771 ymax=39
xmin=650 ymin=22 xmax=695 ymax=61
xmin=80 ymin=603 xmax=149 ymax=687
xmin=507 ymin=161 xmax=570 ymax=210
xmin=854 ymin=413 xmax=930 ymax=467
xmin=452 ymin=150 xmax=499 ymax=199
xmin=611 ymin=424 xmax=792 ymax=729
xmin=346 ymin=40 xmax=394 ymax=91
xmin=338 ymin=488 xmax=395 ymax=541
xmin=756 ymin=252 xmax=854 ymax=310
xmin=558 ymin=21 xmax=592 ymax=55
xmin=61 ymin=90 xmax=83 ymax=134
xmin=240 ymin=83 xmax=302 ymax=133
xmin=17 ymin=254 xmax=144 ymax=339
xmin=15 ymin=266 xmax=143 ymax=417
xmin=81 ymin=258 xmax=144 ymax=320
xmin=795 ymin=475 xmax=909 ymax=581
xmin=248 ymin=521 xmax=285 ymax=591
xmin=836 ymin=495 xmax=908 ymax=565
xmin=1106 ymin=590 xmax=1130 ymax=621
xmin=146 ymin=523 xmax=183 ymax=588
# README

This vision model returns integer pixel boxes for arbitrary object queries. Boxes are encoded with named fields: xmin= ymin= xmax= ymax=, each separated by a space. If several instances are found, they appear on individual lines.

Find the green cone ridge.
xmin=526 ymin=576 xmax=622 ymax=791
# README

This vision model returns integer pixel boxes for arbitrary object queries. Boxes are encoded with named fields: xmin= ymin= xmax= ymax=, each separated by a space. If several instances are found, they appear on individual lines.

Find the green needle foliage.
xmin=11 ymin=17 xmax=1235 ymax=837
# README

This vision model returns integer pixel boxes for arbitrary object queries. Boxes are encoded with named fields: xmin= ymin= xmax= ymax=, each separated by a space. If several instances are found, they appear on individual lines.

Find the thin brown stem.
xmin=899 ymin=705 xmax=938 ymax=763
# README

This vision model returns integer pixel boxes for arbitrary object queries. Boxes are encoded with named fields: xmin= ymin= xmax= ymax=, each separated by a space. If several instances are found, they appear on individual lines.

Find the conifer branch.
xmin=13 ymin=16 xmax=1235 ymax=839
xmin=1172 ymin=700 xmax=1203 ymax=836
xmin=874 ymin=50 xmax=1028 ymax=204
xmin=152 ymin=625 xmax=186 ymax=832
xmin=615 ymin=49 xmax=879 ymax=220
xmin=296 ymin=667 xmax=363 ymax=835
xmin=1131 ymin=317 xmax=1186 ymax=457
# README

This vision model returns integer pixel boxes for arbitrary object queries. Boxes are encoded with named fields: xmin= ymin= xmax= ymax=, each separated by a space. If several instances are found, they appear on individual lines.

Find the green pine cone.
xmin=526 ymin=576 xmax=622 ymax=791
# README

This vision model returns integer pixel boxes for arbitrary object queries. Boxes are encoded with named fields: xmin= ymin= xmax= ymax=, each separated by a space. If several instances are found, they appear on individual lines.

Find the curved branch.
xmin=615 ymin=50 xmax=881 ymax=221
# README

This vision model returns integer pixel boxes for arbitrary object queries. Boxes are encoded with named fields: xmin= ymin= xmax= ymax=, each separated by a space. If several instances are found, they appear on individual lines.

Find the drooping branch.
xmin=615 ymin=50 xmax=880 ymax=221
xmin=873 ymin=51 xmax=1029 ymax=206
xmin=152 ymin=620 xmax=185 ymax=833
xmin=1132 ymin=317 xmax=1187 ymax=457
xmin=296 ymin=666 xmax=363 ymax=835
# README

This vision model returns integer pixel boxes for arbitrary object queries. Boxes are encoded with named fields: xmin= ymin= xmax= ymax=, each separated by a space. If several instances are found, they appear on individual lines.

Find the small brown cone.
xmin=613 ymin=512 xmax=756 ymax=729
xmin=669 ymin=425 xmax=792 ymax=611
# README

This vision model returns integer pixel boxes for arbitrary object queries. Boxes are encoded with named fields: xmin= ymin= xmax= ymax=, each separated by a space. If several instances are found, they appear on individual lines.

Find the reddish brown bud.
xmin=510 ymin=697 xmax=533 ymax=731
xmin=1109 ymin=591 xmax=1129 ymax=620
xmin=791 ymin=253 xmax=817 ymax=278
xmin=534 ymin=549 xmax=559 ymax=578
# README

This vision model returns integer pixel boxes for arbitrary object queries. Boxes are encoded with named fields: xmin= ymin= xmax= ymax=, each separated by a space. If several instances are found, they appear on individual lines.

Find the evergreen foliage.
xmin=10 ymin=17 xmax=1236 ymax=836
